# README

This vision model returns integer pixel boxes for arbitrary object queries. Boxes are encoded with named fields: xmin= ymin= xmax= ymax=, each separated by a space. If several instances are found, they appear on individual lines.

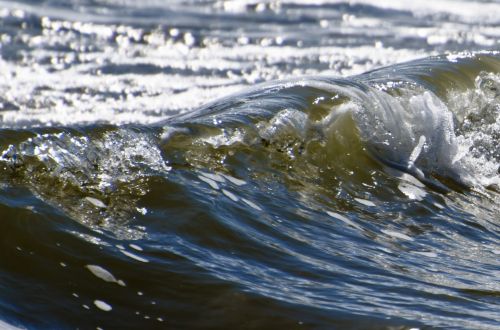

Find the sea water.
xmin=0 ymin=1 xmax=499 ymax=329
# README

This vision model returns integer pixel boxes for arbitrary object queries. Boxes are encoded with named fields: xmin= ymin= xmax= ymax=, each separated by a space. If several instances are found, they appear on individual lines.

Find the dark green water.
xmin=0 ymin=1 xmax=499 ymax=329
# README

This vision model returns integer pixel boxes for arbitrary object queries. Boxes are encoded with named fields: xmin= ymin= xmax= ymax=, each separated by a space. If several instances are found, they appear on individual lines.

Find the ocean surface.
xmin=0 ymin=0 xmax=499 ymax=329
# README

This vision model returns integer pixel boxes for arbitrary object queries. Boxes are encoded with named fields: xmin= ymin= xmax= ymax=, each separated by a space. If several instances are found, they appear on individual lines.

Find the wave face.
xmin=1 ymin=52 xmax=499 ymax=329
xmin=0 ymin=1 xmax=499 ymax=329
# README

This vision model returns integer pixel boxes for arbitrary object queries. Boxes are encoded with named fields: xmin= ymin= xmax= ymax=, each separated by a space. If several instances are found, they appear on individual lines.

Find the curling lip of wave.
xmin=158 ymin=51 xmax=500 ymax=192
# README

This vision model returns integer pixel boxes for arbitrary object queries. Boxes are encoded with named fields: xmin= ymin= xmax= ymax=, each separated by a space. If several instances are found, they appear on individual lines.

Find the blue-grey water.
xmin=0 ymin=1 xmax=499 ymax=329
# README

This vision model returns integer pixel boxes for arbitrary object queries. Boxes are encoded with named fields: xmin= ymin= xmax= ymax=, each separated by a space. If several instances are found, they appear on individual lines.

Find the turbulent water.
xmin=0 ymin=1 xmax=499 ymax=329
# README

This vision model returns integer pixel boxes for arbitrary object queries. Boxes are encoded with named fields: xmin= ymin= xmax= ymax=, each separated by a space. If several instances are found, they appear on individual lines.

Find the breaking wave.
xmin=1 ymin=52 xmax=499 ymax=329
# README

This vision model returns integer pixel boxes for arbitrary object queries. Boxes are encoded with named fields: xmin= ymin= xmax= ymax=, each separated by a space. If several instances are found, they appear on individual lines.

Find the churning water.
xmin=0 ymin=1 xmax=499 ymax=329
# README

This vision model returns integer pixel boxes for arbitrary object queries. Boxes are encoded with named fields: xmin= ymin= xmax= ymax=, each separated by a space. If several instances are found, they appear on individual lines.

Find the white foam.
xmin=94 ymin=300 xmax=112 ymax=312
xmin=199 ymin=171 xmax=225 ymax=183
xmin=85 ymin=197 xmax=107 ymax=209
xmin=198 ymin=175 xmax=220 ymax=190
xmin=354 ymin=198 xmax=376 ymax=207
xmin=129 ymin=244 xmax=143 ymax=251
xmin=0 ymin=28 xmax=424 ymax=128
xmin=318 ymin=0 xmax=500 ymax=24
xmin=222 ymin=189 xmax=239 ymax=202
xmin=241 ymin=198 xmax=263 ymax=211
xmin=381 ymin=229 xmax=414 ymax=241
xmin=398 ymin=183 xmax=427 ymax=201
xmin=326 ymin=211 xmax=363 ymax=231
xmin=413 ymin=251 xmax=438 ymax=258
xmin=258 ymin=109 xmax=310 ymax=142
xmin=120 ymin=250 xmax=149 ymax=263
xmin=361 ymin=88 xmax=480 ymax=187
xmin=86 ymin=264 xmax=126 ymax=286
xmin=408 ymin=135 xmax=426 ymax=165
xmin=222 ymin=174 xmax=247 ymax=186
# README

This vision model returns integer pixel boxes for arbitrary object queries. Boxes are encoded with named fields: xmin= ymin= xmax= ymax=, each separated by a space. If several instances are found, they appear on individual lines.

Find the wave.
xmin=0 ymin=52 xmax=499 ymax=233
xmin=159 ymin=51 xmax=500 ymax=190
xmin=1 ymin=51 xmax=499 ymax=329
